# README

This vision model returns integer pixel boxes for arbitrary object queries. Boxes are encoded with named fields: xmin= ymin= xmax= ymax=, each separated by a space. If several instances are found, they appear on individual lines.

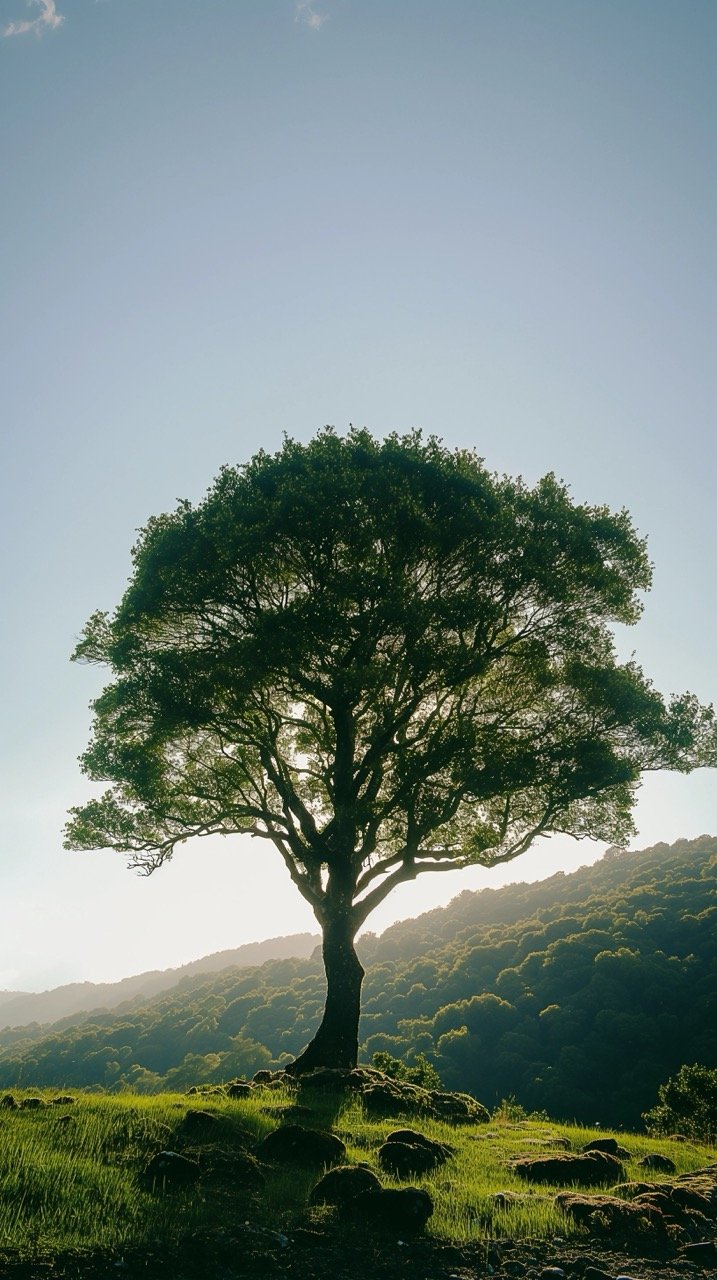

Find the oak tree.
xmin=66 ymin=430 xmax=716 ymax=1072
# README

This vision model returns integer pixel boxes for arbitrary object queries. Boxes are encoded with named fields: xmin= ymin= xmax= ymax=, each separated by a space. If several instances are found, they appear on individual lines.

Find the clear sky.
xmin=1 ymin=0 xmax=715 ymax=993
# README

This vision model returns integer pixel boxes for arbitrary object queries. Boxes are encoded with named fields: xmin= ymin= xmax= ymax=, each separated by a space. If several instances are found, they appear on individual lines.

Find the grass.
xmin=0 ymin=1085 xmax=714 ymax=1263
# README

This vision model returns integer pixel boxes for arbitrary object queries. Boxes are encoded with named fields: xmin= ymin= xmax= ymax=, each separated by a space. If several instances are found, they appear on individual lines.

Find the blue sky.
xmin=1 ymin=0 xmax=715 ymax=990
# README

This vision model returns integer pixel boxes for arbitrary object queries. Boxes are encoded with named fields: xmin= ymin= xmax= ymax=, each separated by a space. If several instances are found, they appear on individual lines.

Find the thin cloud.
xmin=3 ymin=0 xmax=64 ymax=38
xmin=295 ymin=1 xmax=329 ymax=32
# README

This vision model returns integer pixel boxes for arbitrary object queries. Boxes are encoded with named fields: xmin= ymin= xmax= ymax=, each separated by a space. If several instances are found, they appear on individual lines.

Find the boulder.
xmin=361 ymin=1080 xmax=429 ymax=1118
xmin=252 ymin=1069 xmax=285 ymax=1085
xmin=309 ymin=1164 xmax=382 ymax=1206
xmin=638 ymin=1153 xmax=676 ymax=1174
xmin=348 ymin=1185 xmax=433 ymax=1233
xmin=256 ymin=1124 xmax=345 ymax=1166
xmin=50 ymin=1096 xmax=75 ymax=1106
xmin=378 ymin=1130 xmax=453 ymax=1177
xmin=19 ymin=1097 xmax=44 ymax=1109
xmin=263 ymin=1104 xmax=315 ymax=1122
xmin=179 ymin=1109 xmax=221 ymax=1137
xmin=298 ymin=1066 xmax=385 ymax=1091
xmin=201 ymin=1148 xmax=265 ymax=1190
xmin=227 ymin=1082 xmax=254 ymax=1100
xmin=384 ymin=1127 xmax=454 ymax=1154
xmin=0 ymin=1094 xmax=18 ymax=1110
xmin=670 ymin=1184 xmax=713 ymax=1214
xmin=555 ymin=1191 xmax=667 ymax=1237
xmin=582 ymin=1138 xmax=619 ymax=1155
xmin=428 ymin=1090 xmax=490 ymax=1124
xmin=378 ymin=1141 xmax=441 ymax=1178
xmin=514 ymin=1151 xmax=624 ymax=1186
xmin=145 ymin=1150 xmax=200 ymax=1188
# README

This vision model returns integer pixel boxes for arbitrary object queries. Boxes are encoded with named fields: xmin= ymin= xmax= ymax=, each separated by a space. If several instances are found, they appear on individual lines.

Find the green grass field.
xmin=0 ymin=1086 xmax=713 ymax=1263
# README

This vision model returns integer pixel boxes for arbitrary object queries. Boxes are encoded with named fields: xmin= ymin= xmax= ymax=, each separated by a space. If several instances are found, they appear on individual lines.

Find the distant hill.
xmin=0 ymin=836 xmax=715 ymax=1128
xmin=0 ymin=933 xmax=319 ymax=1031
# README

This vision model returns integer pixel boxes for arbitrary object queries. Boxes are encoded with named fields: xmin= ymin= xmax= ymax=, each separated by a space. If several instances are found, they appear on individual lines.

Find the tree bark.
xmin=285 ymin=910 xmax=364 ymax=1074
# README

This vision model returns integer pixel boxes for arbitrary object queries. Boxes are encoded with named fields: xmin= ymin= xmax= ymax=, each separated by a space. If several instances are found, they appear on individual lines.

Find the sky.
xmin=1 ymin=0 xmax=715 ymax=993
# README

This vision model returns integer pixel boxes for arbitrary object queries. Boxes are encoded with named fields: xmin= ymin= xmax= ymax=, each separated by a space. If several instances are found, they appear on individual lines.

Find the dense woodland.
xmin=2 ymin=835 xmax=715 ymax=1128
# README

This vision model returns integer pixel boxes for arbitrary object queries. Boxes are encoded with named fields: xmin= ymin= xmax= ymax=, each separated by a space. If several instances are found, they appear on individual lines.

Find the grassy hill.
xmin=0 ymin=1081 xmax=714 ymax=1280
xmin=1 ymin=835 xmax=715 ymax=1127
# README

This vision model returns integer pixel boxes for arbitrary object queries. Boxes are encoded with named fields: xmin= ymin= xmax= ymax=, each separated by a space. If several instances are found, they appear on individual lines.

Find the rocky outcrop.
xmin=295 ymin=1066 xmax=489 ymax=1124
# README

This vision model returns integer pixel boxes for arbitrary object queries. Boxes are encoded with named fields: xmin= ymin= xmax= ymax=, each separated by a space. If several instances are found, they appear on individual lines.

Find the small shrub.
xmin=370 ymin=1051 xmax=442 ymax=1090
xmin=643 ymin=1063 xmax=717 ymax=1141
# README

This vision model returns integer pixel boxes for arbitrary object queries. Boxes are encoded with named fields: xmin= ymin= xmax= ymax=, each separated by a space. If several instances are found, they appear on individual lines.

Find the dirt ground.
xmin=2 ymin=1226 xmax=715 ymax=1280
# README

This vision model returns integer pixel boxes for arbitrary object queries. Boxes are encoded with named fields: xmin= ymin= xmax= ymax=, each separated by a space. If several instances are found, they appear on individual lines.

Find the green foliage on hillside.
xmin=643 ymin=1063 xmax=717 ymax=1141
xmin=1 ymin=836 xmax=715 ymax=1127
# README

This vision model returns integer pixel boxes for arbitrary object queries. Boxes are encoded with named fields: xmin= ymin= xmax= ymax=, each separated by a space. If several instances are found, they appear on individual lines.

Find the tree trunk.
xmin=285 ymin=911 xmax=364 ymax=1075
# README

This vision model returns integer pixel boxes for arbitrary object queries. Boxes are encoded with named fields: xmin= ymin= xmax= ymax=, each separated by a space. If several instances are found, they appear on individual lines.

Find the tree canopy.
xmin=66 ymin=429 xmax=716 ymax=1069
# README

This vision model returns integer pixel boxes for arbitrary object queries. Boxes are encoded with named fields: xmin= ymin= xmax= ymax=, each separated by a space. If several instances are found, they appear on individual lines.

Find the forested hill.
xmin=0 ymin=933 xmax=318 ymax=1031
xmin=1 ymin=836 xmax=715 ymax=1128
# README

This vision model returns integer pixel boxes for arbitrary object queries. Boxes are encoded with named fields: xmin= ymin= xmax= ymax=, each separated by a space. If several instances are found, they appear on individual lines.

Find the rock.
xmin=256 ymin=1124 xmax=345 ymax=1166
xmin=0 ymin=1094 xmax=18 ymax=1109
xmin=630 ymin=1191 xmax=676 ymax=1223
xmin=19 ymin=1097 xmax=44 ymax=1109
xmin=384 ymin=1127 xmax=454 ymax=1154
xmin=427 ymin=1090 xmax=490 ymax=1124
xmin=540 ymin=1269 xmax=566 ymax=1279
xmin=179 ymin=1109 xmax=221 ymax=1136
xmin=378 ymin=1140 xmax=446 ymax=1178
xmin=202 ymin=1148 xmax=265 ymax=1190
xmin=50 ymin=1095 xmax=75 ymax=1106
xmin=361 ymin=1080 xmax=429 ymax=1118
xmin=309 ymin=1164 xmax=382 ymax=1206
xmin=298 ymin=1066 xmax=385 ymax=1091
xmin=555 ymin=1192 xmax=666 ymax=1237
xmin=227 ymin=1082 xmax=253 ymax=1099
xmin=583 ymin=1268 xmax=614 ymax=1280
xmin=637 ymin=1153 xmax=676 ymax=1173
xmin=359 ymin=1077 xmax=489 ymax=1124
xmin=514 ymin=1151 xmax=624 ymax=1186
xmin=378 ymin=1130 xmax=453 ymax=1178
xmin=252 ymin=1070 xmax=276 ymax=1084
xmin=670 ymin=1184 xmax=713 ymax=1213
xmin=145 ymin=1150 xmax=200 ymax=1187
xmin=493 ymin=1191 xmax=526 ymax=1209
xmin=56 ymin=1115 xmax=75 ymax=1127
xmin=348 ymin=1185 xmax=433 ymax=1233
xmin=263 ymin=1104 xmax=315 ymax=1121
xmin=582 ymin=1138 xmax=619 ymax=1155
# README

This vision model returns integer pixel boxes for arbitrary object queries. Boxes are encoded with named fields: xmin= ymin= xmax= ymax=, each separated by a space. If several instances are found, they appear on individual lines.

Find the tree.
xmin=65 ymin=429 xmax=716 ymax=1073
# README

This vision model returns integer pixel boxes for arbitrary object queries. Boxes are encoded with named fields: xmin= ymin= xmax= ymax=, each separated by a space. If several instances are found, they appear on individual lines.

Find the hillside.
xmin=1 ymin=835 xmax=715 ymax=1127
xmin=0 ymin=933 xmax=318 ymax=1030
